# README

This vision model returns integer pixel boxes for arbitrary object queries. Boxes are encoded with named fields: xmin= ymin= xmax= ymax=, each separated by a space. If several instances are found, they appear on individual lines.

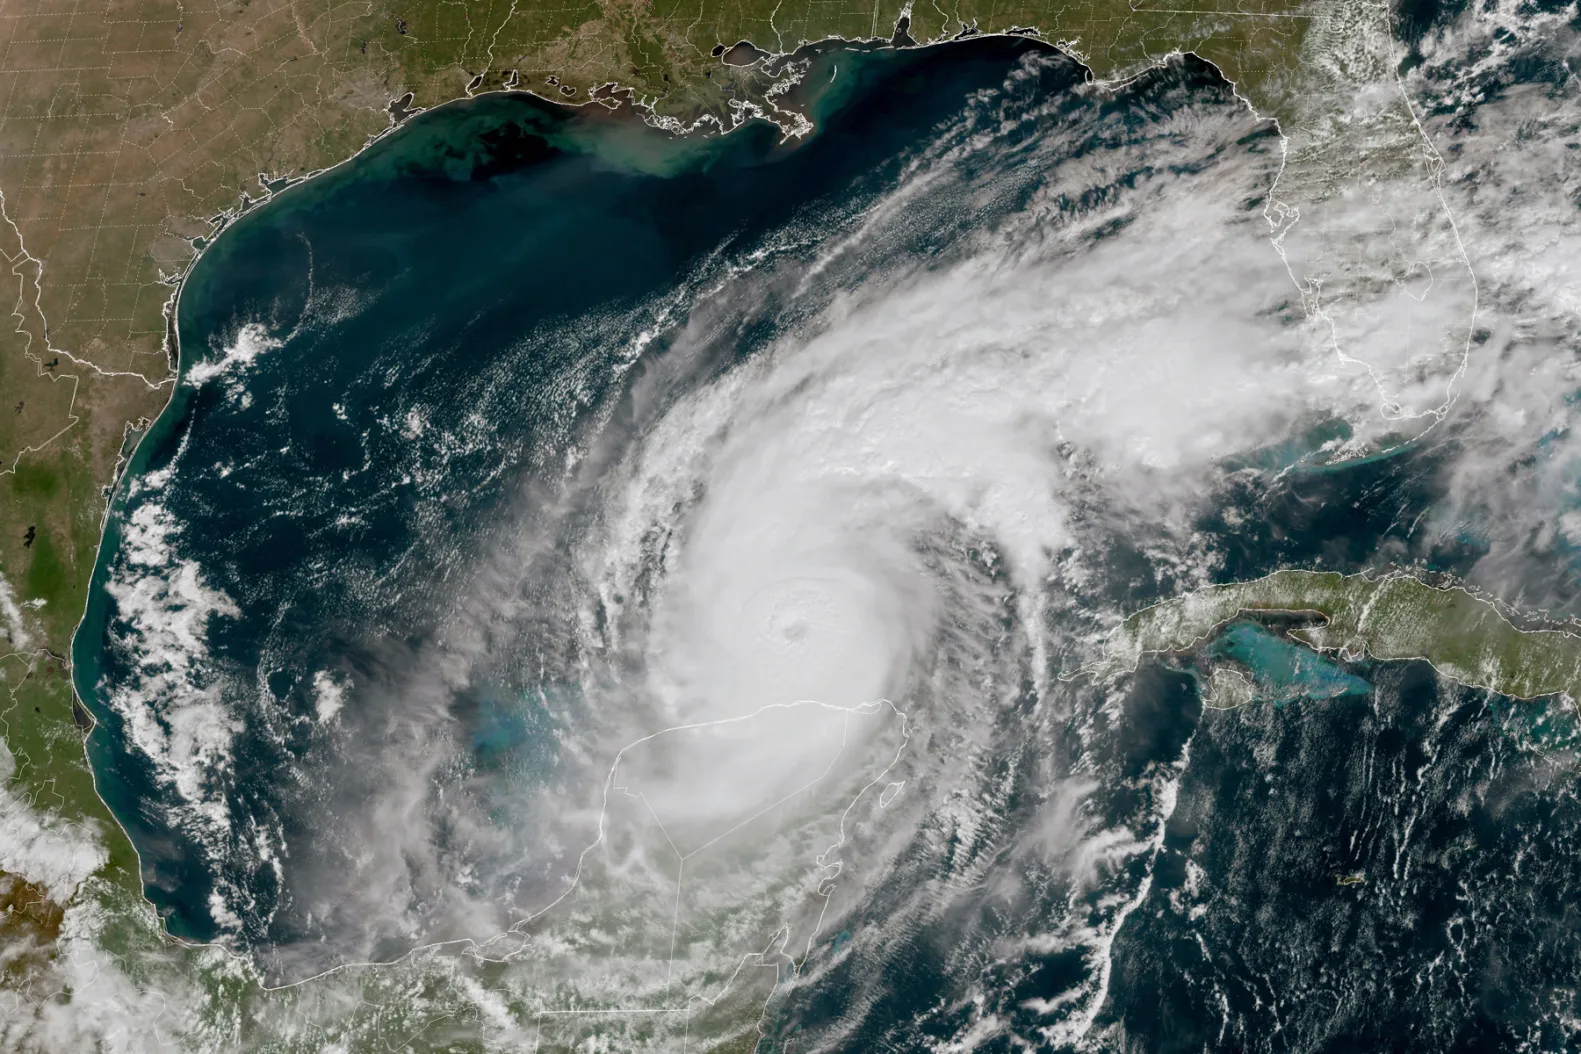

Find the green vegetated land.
xmin=1106 ymin=570 xmax=1581 ymax=703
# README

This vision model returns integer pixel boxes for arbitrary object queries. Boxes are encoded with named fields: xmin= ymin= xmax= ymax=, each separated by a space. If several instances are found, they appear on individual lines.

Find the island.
xmin=1102 ymin=570 xmax=1581 ymax=705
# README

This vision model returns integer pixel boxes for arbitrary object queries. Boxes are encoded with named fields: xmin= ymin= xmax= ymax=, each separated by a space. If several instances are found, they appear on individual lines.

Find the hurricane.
xmin=62 ymin=19 xmax=1581 ymax=1051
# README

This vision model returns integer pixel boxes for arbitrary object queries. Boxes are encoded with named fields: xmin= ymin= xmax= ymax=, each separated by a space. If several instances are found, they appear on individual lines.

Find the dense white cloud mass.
xmin=1402 ymin=20 xmax=1581 ymax=612
xmin=0 ymin=743 xmax=105 ymax=905
xmin=102 ymin=488 xmax=242 ymax=825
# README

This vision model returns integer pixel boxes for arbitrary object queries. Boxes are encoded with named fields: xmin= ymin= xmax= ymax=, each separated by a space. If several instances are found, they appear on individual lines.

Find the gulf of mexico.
xmin=68 ymin=35 xmax=1083 ymax=972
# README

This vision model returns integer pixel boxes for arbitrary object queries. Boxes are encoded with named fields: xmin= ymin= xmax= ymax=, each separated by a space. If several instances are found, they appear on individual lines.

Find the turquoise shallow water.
xmin=1208 ymin=621 xmax=1372 ymax=705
